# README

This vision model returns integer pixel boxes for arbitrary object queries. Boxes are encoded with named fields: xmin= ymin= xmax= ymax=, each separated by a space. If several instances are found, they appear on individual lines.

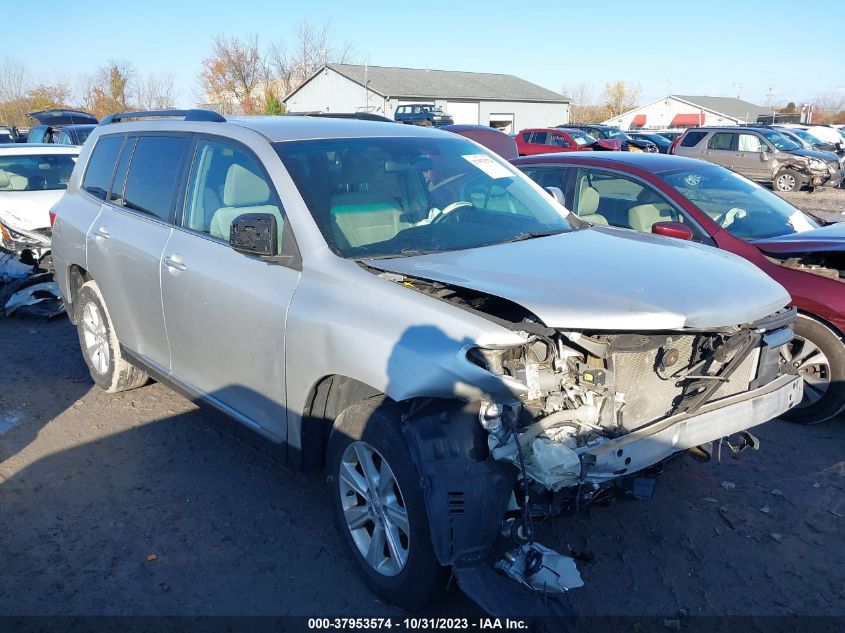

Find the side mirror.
xmin=230 ymin=213 xmax=278 ymax=256
xmin=545 ymin=186 xmax=565 ymax=205
xmin=652 ymin=221 xmax=693 ymax=241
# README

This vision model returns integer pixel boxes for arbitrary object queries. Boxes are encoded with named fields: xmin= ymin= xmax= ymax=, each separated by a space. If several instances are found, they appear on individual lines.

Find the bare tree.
xmin=0 ymin=58 xmax=31 ymax=126
xmin=200 ymin=34 xmax=266 ymax=115
xmin=814 ymin=91 xmax=845 ymax=124
xmin=601 ymin=80 xmax=641 ymax=119
xmin=268 ymin=19 xmax=355 ymax=98
xmin=137 ymin=73 xmax=176 ymax=110
xmin=562 ymin=81 xmax=604 ymax=123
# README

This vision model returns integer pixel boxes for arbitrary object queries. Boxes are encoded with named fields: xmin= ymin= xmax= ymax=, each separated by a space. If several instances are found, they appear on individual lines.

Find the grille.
xmin=612 ymin=336 xmax=759 ymax=430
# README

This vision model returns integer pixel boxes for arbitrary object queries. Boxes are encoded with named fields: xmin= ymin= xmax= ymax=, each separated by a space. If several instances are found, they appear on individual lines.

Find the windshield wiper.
xmin=497 ymin=230 xmax=566 ymax=244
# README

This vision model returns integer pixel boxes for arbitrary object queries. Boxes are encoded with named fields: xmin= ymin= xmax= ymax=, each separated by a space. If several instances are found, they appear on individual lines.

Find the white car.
xmin=0 ymin=143 xmax=79 ymax=266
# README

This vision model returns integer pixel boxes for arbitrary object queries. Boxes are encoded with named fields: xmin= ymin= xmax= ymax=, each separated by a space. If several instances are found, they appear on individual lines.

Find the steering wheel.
xmin=713 ymin=207 xmax=747 ymax=228
xmin=431 ymin=201 xmax=472 ymax=224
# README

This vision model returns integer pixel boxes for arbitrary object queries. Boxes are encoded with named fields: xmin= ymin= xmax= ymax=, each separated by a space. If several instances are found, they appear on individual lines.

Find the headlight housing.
xmin=808 ymin=158 xmax=826 ymax=171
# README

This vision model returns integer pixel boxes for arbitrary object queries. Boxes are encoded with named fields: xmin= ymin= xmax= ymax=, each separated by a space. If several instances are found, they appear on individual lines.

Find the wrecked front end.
xmin=390 ymin=273 xmax=801 ymax=611
xmin=0 ymin=219 xmax=52 ymax=268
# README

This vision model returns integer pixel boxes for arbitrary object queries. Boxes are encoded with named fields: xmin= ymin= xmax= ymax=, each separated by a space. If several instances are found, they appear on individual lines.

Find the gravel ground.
xmin=1 ymin=188 xmax=844 ymax=624
xmin=775 ymin=186 xmax=845 ymax=223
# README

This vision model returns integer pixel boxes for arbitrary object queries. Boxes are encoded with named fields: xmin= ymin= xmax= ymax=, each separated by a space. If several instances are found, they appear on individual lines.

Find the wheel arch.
xmin=296 ymin=374 xmax=385 ymax=473
xmin=66 ymin=264 xmax=91 ymax=323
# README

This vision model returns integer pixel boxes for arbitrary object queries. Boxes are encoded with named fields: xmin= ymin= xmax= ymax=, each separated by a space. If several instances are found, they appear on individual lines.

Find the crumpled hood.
xmin=368 ymin=226 xmax=790 ymax=331
xmin=0 ymin=190 xmax=64 ymax=231
xmin=755 ymin=222 xmax=845 ymax=255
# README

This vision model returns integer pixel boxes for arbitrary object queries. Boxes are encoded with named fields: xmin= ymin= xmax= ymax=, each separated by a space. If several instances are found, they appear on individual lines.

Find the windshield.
xmin=275 ymin=137 xmax=572 ymax=259
xmin=604 ymin=127 xmax=630 ymax=140
xmin=568 ymin=130 xmax=597 ymax=146
xmin=794 ymin=130 xmax=825 ymax=146
xmin=761 ymin=130 xmax=800 ymax=151
xmin=659 ymin=162 xmax=818 ymax=240
xmin=0 ymin=134 xmax=13 ymax=143
xmin=0 ymin=153 xmax=77 ymax=191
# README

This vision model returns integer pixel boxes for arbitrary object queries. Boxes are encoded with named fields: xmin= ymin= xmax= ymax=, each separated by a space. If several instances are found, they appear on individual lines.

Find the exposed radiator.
xmin=611 ymin=336 xmax=760 ymax=430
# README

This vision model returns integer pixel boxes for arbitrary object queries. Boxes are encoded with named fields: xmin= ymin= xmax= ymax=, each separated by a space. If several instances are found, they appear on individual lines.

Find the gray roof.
xmin=297 ymin=64 xmax=569 ymax=103
xmin=673 ymin=95 xmax=771 ymax=122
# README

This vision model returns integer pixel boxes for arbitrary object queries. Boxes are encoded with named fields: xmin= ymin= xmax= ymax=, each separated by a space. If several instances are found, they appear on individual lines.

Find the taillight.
xmin=669 ymin=137 xmax=681 ymax=155
xmin=49 ymin=210 xmax=57 ymax=228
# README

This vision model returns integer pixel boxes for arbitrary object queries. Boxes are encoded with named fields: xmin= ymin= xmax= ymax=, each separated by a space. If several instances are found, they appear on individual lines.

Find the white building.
xmin=283 ymin=64 xmax=570 ymax=133
xmin=603 ymin=94 xmax=772 ymax=130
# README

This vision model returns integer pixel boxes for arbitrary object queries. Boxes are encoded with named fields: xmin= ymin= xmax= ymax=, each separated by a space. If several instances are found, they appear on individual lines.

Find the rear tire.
xmin=774 ymin=169 xmax=802 ymax=192
xmin=75 ymin=281 xmax=148 ymax=393
xmin=327 ymin=398 xmax=444 ymax=611
xmin=780 ymin=314 xmax=845 ymax=424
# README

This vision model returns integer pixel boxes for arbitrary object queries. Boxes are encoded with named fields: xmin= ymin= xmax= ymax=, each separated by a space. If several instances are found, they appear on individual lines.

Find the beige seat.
xmin=576 ymin=185 xmax=608 ymax=225
xmin=628 ymin=203 xmax=674 ymax=232
xmin=330 ymin=192 xmax=408 ymax=248
xmin=209 ymin=164 xmax=284 ymax=246
xmin=0 ymin=169 xmax=28 ymax=190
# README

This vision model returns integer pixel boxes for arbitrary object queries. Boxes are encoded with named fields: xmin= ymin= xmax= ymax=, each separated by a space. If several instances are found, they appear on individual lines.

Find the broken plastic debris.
xmin=0 ymin=253 xmax=32 ymax=282
xmin=770 ymin=533 xmax=784 ymax=543
xmin=146 ymin=553 xmax=157 ymax=561
xmin=770 ymin=488 xmax=783 ymax=496
xmin=812 ymin=482 xmax=821 ymax=489
xmin=760 ymin=505 xmax=770 ymax=514
xmin=495 ymin=543 xmax=583 ymax=594
xmin=720 ymin=481 xmax=736 ymax=491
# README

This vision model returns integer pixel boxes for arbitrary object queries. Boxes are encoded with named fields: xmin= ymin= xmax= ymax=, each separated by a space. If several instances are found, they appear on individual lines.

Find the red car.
xmin=513 ymin=151 xmax=845 ymax=424
xmin=515 ymin=128 xmax=598 ymax=156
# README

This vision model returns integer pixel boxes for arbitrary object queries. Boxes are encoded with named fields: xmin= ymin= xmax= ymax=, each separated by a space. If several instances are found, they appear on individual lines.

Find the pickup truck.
xmin=394 ymin=103 xmax=453 ymax=126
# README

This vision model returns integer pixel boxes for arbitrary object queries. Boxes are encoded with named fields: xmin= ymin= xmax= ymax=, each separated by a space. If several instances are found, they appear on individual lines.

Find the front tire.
xmin=327 ymin=398 xmax=444 ymax=611
xmin=774 ymin=169 xmax=802 ymax=192
xmin=75 ymin=281 xmax=148 ymax=393
xmin=780 ymin=314 xmax=845 ymax=424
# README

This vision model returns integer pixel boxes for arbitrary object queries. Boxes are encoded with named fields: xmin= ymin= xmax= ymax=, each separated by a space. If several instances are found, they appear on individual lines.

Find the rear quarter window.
xmin=82 ymin=135 xmax=124 ymax=200
xmin=680 ymin=130 xmax=707 ymax=147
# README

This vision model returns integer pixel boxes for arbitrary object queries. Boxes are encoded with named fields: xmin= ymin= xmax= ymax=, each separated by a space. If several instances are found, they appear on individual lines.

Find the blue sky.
xmin=4 ymin=0 xmax=843 ymax=108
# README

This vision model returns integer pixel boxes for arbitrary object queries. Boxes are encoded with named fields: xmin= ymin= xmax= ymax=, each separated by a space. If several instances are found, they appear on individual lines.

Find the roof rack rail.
xmin=100 ymin=109 xmax=226 ymax=125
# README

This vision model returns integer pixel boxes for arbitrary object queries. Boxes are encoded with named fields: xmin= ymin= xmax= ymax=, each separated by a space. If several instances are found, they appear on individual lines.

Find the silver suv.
xmin=673 ymin=126 xmax=843 ymax=192
xmin=52 ymin=109 xmax=802 ymax=612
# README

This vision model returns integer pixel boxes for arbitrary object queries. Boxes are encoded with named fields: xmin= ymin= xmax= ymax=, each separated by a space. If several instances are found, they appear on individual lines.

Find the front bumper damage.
xmin=401 ymin=308 xmax=800 ymax=615
xmin=0 ymin=218 xmax=52 ymax=267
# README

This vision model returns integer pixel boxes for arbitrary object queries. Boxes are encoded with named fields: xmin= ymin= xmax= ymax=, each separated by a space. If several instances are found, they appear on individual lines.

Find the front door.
xmin=733 ymin=133 xmax=771 ymax=180
xmin=85 ymin=133 xmax=189 ymax=368
xmin=160 ymin=137 xmax=301 ymax=440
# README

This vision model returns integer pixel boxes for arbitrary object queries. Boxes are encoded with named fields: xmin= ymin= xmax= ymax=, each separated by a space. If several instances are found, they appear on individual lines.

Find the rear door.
xmin=85 ymin=133 xmax=190 ymax=369
xmin=701 ymin=132 xmax=736 ymax=170
xmin=160 ymin=136 xmax=301 ymax=440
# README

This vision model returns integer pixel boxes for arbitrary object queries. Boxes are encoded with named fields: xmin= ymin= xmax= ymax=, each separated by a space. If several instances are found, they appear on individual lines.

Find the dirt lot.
xmin=1 ymin=189 xmax=844 ymax=624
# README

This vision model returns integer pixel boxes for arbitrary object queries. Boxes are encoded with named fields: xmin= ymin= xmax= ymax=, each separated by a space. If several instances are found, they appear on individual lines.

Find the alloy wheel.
xmin=776 ymin=173 xmax=796 ymax=192
xmin=81 ymin=302 xmax=110 ymax=375
xmin=782 ymin=334 xmax=830 ymax=407
xmin=338 ymin=441 xmax=410 ymax=577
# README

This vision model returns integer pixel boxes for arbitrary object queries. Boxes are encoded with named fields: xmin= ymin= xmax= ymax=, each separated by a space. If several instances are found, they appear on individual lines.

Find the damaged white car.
xmin=0 ymin=144 xmax=78 ymax=268
xmin=51 ymin=111 xmax=802 ymax=614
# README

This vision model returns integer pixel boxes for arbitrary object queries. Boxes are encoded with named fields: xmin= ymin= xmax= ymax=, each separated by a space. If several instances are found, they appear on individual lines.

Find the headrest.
xmin=579 ymin=186 xmax=599 ymax=215
xmin=0 ymin=171 xmax=9 ymax=188
xmin=223 ymin=164 xmax=270 ymax=207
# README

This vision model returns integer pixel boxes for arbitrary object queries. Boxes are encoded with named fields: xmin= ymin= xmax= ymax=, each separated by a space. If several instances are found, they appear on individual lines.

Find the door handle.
xmin=164 ymin=254 xmax=187 ymax=271
xmin=94 ymin=226 xmax=110 ymax=239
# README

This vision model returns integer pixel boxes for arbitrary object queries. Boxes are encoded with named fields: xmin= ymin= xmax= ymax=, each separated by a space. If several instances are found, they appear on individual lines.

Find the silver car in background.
xmin=51 ymin=110 xmax=801 ymax=613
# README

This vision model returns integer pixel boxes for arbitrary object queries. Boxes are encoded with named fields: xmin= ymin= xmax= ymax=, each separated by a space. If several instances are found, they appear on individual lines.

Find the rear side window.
xmin=680 ymin=130 xmax=707 ymax=147
xmin=533 ymin=132 xmax=549 ymax=144
xmin=707 ymin=133 xmax=734 ymax=150
xmin=108 ymin=137 xmax=137 ymax=205
xmin=82 ymin=135 xmax=124 ymax=200
xmin=121 ymin=136 xmax=187 ymax=222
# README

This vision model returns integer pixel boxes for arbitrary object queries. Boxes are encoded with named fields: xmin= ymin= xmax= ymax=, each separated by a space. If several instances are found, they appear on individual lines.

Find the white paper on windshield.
xmin=787 ymin=211 xmax=815 ymax=233
xmin=462 ymin=154 xmax=513 ymax=179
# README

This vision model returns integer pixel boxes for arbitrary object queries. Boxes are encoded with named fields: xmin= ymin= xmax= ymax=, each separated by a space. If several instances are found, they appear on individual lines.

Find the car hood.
xmin=789 ymin=147 xmax=839 ymax=163
xmin=368 ymin=226 xmax=790 ymax=331
xmin=0 ymin=190 xmax=64 ymax=230
xmin=754 ymin=222 xmax=845 ymax=254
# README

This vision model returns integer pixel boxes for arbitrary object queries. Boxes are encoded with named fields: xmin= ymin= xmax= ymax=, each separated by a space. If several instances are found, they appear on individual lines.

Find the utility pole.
xmin=766 ymin=85 xmax=776 ymax=123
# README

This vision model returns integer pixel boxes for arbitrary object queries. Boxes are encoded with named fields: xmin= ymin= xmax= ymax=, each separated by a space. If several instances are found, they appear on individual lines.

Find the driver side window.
xmin=182 ymin=139 xmax=285 ymax=251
